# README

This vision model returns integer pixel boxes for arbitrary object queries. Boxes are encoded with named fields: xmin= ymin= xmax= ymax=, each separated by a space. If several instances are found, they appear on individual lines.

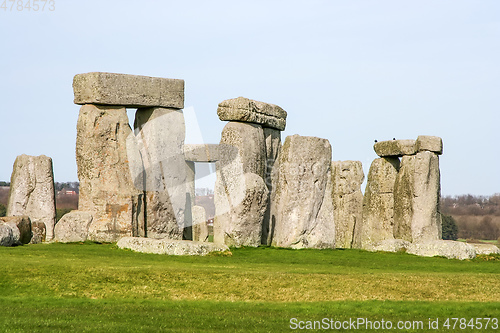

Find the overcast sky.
xmin=0 ymin=0 xmax=498 ymax=196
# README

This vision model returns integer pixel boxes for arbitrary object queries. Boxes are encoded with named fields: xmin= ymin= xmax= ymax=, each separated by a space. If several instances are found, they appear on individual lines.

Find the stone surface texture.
xmin=415 ymin=135 xmax=443 ymax=155
xmin=7 ymin=154 xmax=56 ymax=241
xmin=331 ymin=161 xmax=364 ymax=248
xmin=117 ymin=237 xmax=229 ymax=256
xmin=217 ymin=97 xmax=287 ymax=130
xmin=192 ymin=205 xmax=209 ymax=242
xmin=473 ymin=243 xmax=500 ymax=255
xmin=0 ymin=216 xmax=31 ymax=245
xmin=76 ymin=104 xmax=143 ymax=243
xmin=271 ymin=135 xmax=333 ymax=249
xmin=133 ymin=107 xmax=186 ymax=240
xmin=0 ymin=223 xmax=15 ymax=247
xmin=214 ymin=122 xmax=267 ymax=247
xmin=184 ymin=144 xmax=220 ymax=162
xmin=393 ymin=155 xmax=415 ymax=242
xmin=373 ymin=139 xmax=416 ymax=157
xmin=262 ymin=127 xmax=281 ymax=246
xmin=30 ymin=221 xmax=46 ymax=244
xmin=411 ymin=151 xmax=442 ymax=242
xmin=407 ymin=240 xmax=476 ymax=260
xmin=354 ymin=157 xmax=400 ymax=249
xmin=54 ymin=211 xmax=93 ymax=243
xmin=73 ymin=72 xmax=184 ymax=108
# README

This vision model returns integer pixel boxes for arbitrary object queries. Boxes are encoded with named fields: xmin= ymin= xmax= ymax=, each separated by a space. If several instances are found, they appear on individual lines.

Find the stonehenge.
xmin=2 ymin=71 xmax=467 ymax=260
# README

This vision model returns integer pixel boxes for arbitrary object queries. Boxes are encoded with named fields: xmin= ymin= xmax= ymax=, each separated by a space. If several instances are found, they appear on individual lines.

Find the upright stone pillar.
xmin=355 ymin=156 xmax=400 ymax=249
xmin=271 ymin=135 xmax=334 ymax=249
xmin=262 ymin=128 xmax=281 ymax=245
xmin=134 ymin=107 xmax=186 ymax=240
xmin=76 ymin=104 xmax=143 ymax=242
xmin=331 ymin=160 xmax=364 ymax=248
xmin=7 ymin=154 xmax=56 ymax=241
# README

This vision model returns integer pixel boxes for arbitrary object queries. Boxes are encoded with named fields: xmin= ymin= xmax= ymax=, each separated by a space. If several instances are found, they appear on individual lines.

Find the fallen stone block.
xmin=73 ymin=72 xmax=184 ymax=109
xmin=54 ymin=211 xmax=93 ymax=243
xmin=415 ymin=135 xmax=443 ymax=155
xmin=0 ymin=216 xmax=31 ymax=245
xmin=217 ymin=97 xmax=287 ymax=130
xmin=0 ymin=223 xmax=15 ymax=247
xmin=184 ymin=144 xmax=220 ymax=162
xmin=407 ymin=240 xmax=476 ymax=260
xmin=373 ymin=139 xmax=416 ymax=157
xmin=116 ymin=237 xmax=229 ymax=256
xmin=473 ymin=243 xmax=500 ymax=255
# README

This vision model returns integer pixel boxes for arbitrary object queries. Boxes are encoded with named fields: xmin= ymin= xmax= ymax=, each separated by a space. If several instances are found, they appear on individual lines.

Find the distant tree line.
xmin=441 ymin=194 xmax=500 ymax=241
xmin=55 ymin=182 xmax=79 ymax=192
xmin=0 ymin=181 xmax=10 ymax=186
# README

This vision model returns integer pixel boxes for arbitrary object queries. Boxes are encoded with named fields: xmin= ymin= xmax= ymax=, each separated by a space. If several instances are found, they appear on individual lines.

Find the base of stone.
xmin=473 ymin=243 xmax=500 ymax=255
xmin=366 ymin=239 xmax=411 ymax=253
xmin=116 ymin=237 xmax=229 ymax=256
xmin=406 ymin=240 xmax=476 ymax=260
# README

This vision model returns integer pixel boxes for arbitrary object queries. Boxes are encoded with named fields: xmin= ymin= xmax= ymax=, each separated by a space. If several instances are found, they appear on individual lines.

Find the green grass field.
xmin=0 ymin=243 xmax=499 ymax=332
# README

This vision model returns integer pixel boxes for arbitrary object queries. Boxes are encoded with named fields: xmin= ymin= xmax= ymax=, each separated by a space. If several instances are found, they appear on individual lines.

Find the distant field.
xmin=0 ymin=243 xmax=499 ymax=332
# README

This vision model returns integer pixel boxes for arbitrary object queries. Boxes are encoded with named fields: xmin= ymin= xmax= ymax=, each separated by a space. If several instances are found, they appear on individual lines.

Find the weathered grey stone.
xmin=374 ymin=140 xmax=416 ymax=157
xmin=354 ymin=157 xmax=400 ymax=249
xmin=76 ymin=104 xmax=143 ymax=243
xmin=133 ymin=107 xmax=186 ymax=240
xmin=73 ymin=72 xmax=184 ymax=108
xmin=214 ymin=172 xmax=268 ymax=247
xmin=271 ymin=135 xmax=332 ymax=249
xmin=393 ymin=155 xmax=415 ymax=242
xmin=473 ymin=243 xmax=500 ymax=255
xmin=192 ymin=205 xmax=209 ymax=242
xmin=262 ymin=127 xmax=281 ymax=245
xmin=54 ymin=211 xmax=93 ymax=243
xmin=0 ymin=223 xmax=14 ymax=247
xmin=184 ymin=144 xmax=220 ymax=162
xmin=366 ymin=239 xmax=411 ymax=253
xmin=412 ymin=151 xmax=442 ymax=242
xmin=217 ymin=97 xmax=287 ymax=130
xmin=0 ymin=216 xmax=31 ymax=245
xmin=214 ymin=122 xmax=267 ymax=247
xmin=305 ymin=167 xmax=336 ymax=249
xmin=30 ymin=221 xmax=46 ymax=244
xmin=184 ymin=161 xmax=195 ymax=241
xmin=407 ymin=240 xmax=476 ymax=260
xmin=117 ymin=237 xmax=229 ymax=256
xmin=415 ymin=135 xmax=443 ymax=155
xmin=7 ymin=154 xmax=56 ymax=241
xmin=331 ymin=161 xmax=364 ymax=248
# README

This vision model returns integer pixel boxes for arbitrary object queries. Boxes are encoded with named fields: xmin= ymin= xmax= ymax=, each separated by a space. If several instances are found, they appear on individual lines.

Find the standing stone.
xmin=271 ymin=135 xmax=332 ymax=249
xmin=354 ymin=157 xmax=400 ymax=249
xmin=76 ymin=104 xmax=143 ymax=243
xmin=214 ymin=122 xmax=267 ymax=247
xmin=393 ymin=155 xmax=415 ymax=242
xmin=184 ymin=161 xmax=195 ymax=241
xmin=412 ymin=151 xmax=442 ymax=242
xmin=54 ymin=211 xmax=93 ymax=243
xmin=262 ymin=127 xmax=281 ymax=245
xmin=7 ymin=154 xmax=56 ymax=241
xmin=0 ymin=216 xmax=31 ymax=245
xmin=133 ymin=107 xmax=186 ymax=240
xmin=192 ymin=205 xmax=209 ymax=242
xmin=331 ymin=161 xmax=364 ymax=248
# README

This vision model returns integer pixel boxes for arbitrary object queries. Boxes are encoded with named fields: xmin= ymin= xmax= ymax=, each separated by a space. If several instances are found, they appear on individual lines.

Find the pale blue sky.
xmin=0 ymin=0 xmax=498 ymax=195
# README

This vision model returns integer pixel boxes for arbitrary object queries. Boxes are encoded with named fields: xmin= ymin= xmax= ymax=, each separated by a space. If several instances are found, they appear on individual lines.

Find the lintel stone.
xmin=184 ymin=144 xmax=220 ymax=162
xmin=217 ymin=97 xmax=287 ymax=130
xmin=73 ymin=72 xmax=184 ymax=108
xmin=415 ymin=135 xmax=443 ymax=155
xmin=374 ymin=139 xmax=416 ymax=157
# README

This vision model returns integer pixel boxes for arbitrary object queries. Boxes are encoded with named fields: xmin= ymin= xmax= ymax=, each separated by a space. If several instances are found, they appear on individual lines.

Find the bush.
xmin=442 ymin=214 xmax=458 ymax=240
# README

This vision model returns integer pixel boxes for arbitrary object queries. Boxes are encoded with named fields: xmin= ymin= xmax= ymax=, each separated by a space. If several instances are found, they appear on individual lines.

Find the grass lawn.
xmin=0 ymin=243 xmax=499 ymax=332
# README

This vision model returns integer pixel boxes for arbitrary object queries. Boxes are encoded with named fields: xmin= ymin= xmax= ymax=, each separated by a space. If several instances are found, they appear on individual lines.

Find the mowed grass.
xmin=0 ymin=243 xmax=499 ymax=332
